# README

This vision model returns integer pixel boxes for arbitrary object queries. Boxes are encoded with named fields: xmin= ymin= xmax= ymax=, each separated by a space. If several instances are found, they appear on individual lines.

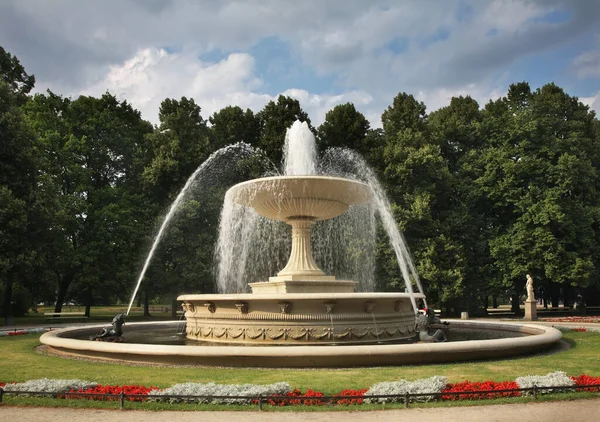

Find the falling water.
xmin=134 ymin=120 xmax=424 ymax=313
xmin=213 ymin=121 xmax=424 ymax=311
xmin=321 ymin=147 xmax=427 ymax=312
xmin=214 ymin=121 xmax=376 ymax=293
xmin=127 ymin=143 xmax=265 ymax=315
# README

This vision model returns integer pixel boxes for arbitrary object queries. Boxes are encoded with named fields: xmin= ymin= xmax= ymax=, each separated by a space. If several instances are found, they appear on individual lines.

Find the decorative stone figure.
xmin=526 ymin=274 xmax=535 ymax=301
xmin=415 ymin=308 xmax=448 ymax=343
xmin=524 ymin=274 xmax=537 ymax=321
xmin=90 ymin=313 xmax=126 ymax=341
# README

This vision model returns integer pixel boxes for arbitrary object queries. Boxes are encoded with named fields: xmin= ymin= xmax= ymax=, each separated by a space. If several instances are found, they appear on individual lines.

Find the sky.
xmin=1 ymin=0 xmax=599 ymax=127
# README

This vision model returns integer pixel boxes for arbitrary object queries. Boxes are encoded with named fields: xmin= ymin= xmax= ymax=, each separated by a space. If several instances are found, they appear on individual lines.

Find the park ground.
xmin=2 ymin=398 xmax=600 ymax=421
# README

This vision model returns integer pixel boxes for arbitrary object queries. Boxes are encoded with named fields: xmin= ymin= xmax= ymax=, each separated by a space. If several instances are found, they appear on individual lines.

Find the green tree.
xmin=143 ymin=97 xmax=211 ymax=205
xmin=477 ymin=82 xmax=600 ymax=310
xmin=0 ymin=47 xmax=39 ymax=322
xmin=256 ymin=96 xmax=312 ymax=165
xmin=379 ymin=93 xmax=465 ymax=312
xmin=428 ymin=96 xmax=496 ymax=314
xmin=209 ymin=105 xmax=261 ymax=150
xmin=25 ymin=92 xmax=153 ymax=315
xmin=317 ymin=103 xmax=370 ymax=154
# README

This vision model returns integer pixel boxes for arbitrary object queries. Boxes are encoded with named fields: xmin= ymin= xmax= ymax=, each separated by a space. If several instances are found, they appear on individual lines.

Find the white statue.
xmin=526 ymin=274 xmax=535 ymax=301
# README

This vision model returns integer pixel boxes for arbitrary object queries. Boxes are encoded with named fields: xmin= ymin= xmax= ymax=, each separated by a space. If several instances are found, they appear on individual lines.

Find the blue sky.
xmin=0 ymin=0 xmax=599 ymax=126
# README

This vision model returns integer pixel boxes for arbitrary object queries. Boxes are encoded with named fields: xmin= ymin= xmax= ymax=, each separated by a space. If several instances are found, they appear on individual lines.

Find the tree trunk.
xmin=492 ymin=296 xmax=498 ymax=308
xmin=2 ymin=279 xmax=14 ymax=325
xmin=84 ymin=287 xmax=92 ymax=317
xmin=143 ymin=291 xmax=150 ymax=317
xmin=54 ymin=272 xmax=75 ymax=314
xmin=511 ymin=293 xmax=521 ymax=314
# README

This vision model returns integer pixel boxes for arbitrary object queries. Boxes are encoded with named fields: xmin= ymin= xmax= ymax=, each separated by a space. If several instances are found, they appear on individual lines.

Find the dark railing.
xmin=1 ymin=384 xmax=599 ymax=410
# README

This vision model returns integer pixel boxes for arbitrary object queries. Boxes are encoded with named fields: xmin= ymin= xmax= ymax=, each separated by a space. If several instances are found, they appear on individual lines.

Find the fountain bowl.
xmin=228 ymin=175 xmax=372 ymax=221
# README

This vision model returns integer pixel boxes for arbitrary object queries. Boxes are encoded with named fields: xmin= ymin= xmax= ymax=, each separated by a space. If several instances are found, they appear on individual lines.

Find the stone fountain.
xmin=179 ymin=175 xmax=424 ymax=345
xmin=40 ymin=121 xmax=562 ymax=367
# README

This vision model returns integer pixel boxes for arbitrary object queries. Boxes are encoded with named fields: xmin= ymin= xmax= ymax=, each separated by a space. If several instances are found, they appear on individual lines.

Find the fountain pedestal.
xmin=249 ymin=218 xmax=358 ymax=293
xmin=524 ymin=299 xmax=538 ymax=321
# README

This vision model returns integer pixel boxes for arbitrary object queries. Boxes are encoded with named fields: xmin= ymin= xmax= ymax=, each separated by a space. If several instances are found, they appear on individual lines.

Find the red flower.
xmin=572 ymin=374 xmax=600 ymax=392
xmin=66 ymin=384 xmax=159 ymax=402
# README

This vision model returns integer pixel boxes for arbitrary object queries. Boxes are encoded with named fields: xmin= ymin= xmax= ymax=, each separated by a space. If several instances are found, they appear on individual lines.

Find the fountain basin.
xmin=228 ymin=176 xmax=372 ymax=222
xmin=178 ymin=293 xmax=423 ymax=345
xmin=39 ymin=320 xmax=563 ymax=367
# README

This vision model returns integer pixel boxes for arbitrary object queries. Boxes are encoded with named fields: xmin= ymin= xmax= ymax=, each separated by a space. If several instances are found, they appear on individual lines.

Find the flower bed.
xmin=540 ymin=316 xmax=600 ymax=323
xmin=0 ymin=328 xmax=52 ymax=337
xmin=1 ymin=373 xmax=600 ymax=406
xmin=572 ymin=375 xmax=600 ymax=392
xmin=442 ymin=380 xmax=520 ymax=400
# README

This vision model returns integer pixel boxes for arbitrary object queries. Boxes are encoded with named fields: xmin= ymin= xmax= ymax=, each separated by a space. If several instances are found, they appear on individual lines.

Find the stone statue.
xmin=90 ymin=313 xmax=126 ymax=341
xmin=526 ymin=274 xmax=535 ymax=301
xmin=415 ymin=308 xmax=448 ymax=343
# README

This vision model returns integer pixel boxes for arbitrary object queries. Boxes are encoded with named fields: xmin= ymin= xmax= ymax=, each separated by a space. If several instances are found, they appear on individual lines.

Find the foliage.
xmin=2 ymin=43 xmax=600 ymax=316
xmin=3 ymin=378 xmax=98 ymax=394
xmin=364 ymin=376 xmax=448 ymax=403
xmin=6 ymin=374 xmax=599 ymax=406
xmin=515 ymin=371 xmax=574 ymax=394
xmin=148 ymin=381 xmax=291 ymax=404
xmin=256 ymin=95 xmax=312 ymax=165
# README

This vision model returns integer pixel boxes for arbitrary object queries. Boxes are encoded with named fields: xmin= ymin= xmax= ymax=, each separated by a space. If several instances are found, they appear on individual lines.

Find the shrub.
xmin=148 ymin=381 xmax=291 ymax=404
xmin=3 ymin=378 xmax=98 ymax=396
xmin=364 ymin=376 xmax=448 ymax=403
xmin=516 ymin=371 xmax=574 ymax=394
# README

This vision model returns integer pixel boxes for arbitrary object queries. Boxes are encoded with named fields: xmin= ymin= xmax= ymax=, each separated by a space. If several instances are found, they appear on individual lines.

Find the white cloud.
xmin=3 ymin=0 xmax=599 ymax=128
xmin=80 ymin=48 xmax=374 ymax=126
xmin=416 ymin=84 xmax=504 ymax=112
xmin=81 ymin=48 xmax=264 ymax=123
xmin=580 ymin=92 xmax=600 ymax=115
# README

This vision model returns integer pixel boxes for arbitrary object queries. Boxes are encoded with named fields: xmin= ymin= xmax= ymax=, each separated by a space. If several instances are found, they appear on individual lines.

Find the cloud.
xmin=573 ymin=49 xmax=600 ymax=78
xmin=80 ymin=47 xmax=374 ymax=126
xmin=416 ymin=84 xmax=504 ymax=112
xmin=580 ymin=92 xmax=600 ymax=115
xmin=1 ymin=0 xmax=598 ymax=127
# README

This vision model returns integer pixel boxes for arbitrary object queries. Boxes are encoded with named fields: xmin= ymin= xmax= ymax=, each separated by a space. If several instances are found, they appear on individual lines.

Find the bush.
xmin=148 ymin=381 xmax=292 ymax=404
xmin=364 ymin=376 xmax=448 ymax=403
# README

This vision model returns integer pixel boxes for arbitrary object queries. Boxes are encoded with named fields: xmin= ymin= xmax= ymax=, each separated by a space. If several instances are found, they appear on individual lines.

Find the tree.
xmin=428 ymin=96 xmax=496 ymax=314
xmin=477 ymin=82 xmax=600 ymax=311
xmin=256 ymin=96 xmax=312 ymax=165
xmin=0 ymin=47 xmax=39 ymax=322
xmin=25 ymin=91 xmax=153 ymax=315
xmin=317 ymin=103 xmax=370 ymax=154
xmin=209 ymin=105 xmax=261 ymax=150
xmin=378 ymin=93 xmax=467 ymax=313
xmin=142 ymin=97 xmax=211 ymax=205
xmin=0 ymin=46 xmax=35 ymax=99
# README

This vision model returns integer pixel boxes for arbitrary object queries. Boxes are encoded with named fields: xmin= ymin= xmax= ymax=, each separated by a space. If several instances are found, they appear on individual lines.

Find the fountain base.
xmin=249 ymin=276 xmax=357 ymax=293
xmin=179 ymin=293 xmax=422 ymax=345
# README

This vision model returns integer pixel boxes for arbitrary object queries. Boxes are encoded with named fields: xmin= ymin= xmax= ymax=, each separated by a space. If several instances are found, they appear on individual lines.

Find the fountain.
xmin=40 ymin=121 xmax=562 ymax=367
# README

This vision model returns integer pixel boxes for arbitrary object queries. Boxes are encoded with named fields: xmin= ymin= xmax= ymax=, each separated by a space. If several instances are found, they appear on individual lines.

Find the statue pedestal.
xmin=523 ymin=300 xmax=537 ymax=321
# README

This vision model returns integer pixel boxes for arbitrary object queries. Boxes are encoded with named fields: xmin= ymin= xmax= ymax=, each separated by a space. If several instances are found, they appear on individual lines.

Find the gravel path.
xmin=2 ymin=399 xmax=600 ymax=422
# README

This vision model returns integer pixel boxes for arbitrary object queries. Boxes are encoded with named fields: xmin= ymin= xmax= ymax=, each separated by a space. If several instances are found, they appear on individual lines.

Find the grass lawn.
xmin=1 ymin=331 xmax=599 ymax=393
